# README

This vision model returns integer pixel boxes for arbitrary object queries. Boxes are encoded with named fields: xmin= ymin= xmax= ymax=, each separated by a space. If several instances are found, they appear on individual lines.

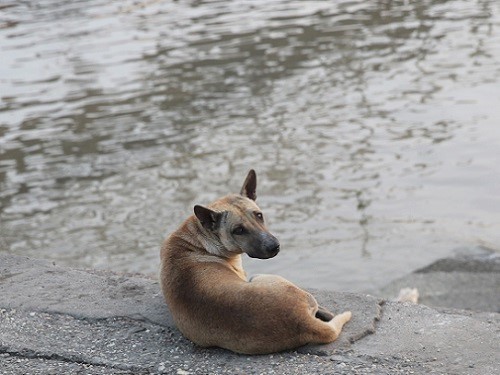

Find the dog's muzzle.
xmin=248 ymin=234 xmax=280 ymax=259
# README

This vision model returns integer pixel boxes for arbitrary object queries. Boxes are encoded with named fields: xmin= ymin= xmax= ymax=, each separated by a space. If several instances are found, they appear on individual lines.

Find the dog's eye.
xmin=255 ymin=212 xmax=264 ymax=221
xmin=232 ymin=225 xmax=246 ymax=235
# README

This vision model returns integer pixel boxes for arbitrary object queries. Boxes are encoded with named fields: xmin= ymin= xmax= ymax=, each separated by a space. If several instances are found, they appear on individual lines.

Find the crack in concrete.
xmin=348 ymin=299 xmax=384 ymax=345
xmin=0 ymin=345 xmax=147 ymax=373
xmin=0 ymin=345 xmax=100 ymax=368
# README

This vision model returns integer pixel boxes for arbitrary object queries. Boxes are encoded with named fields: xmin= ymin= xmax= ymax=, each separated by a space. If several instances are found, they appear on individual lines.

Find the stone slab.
xmin=0 ymin=254 xmax=172 ymax=326
xmin=373 ymin=246 xmax=500 ymax=312
xmin=1 ymin=253 xmax=499 ymax=374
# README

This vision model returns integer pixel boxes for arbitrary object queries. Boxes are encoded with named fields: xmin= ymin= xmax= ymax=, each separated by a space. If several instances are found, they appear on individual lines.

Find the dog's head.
xmin=193 ymin=170 xmax=280 ymax=259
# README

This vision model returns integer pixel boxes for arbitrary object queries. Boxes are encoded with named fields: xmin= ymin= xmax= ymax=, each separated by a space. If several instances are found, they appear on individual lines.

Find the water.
xmin=1 ymin=0 xmax=500 ymax=293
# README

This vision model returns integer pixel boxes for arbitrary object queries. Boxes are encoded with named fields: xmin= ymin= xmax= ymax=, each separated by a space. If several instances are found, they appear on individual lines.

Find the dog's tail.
xmin=328 ymin=311 xmax=352 ymax=333
xmin=306 ymin=308 xmax=352 ymax=345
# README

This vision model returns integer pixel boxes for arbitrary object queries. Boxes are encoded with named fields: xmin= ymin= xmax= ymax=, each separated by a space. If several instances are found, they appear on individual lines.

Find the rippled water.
xmin=1 ymin=0 xmax=500 ymax=292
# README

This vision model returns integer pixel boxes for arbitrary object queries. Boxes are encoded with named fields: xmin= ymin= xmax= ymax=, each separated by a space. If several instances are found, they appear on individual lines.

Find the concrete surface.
xmin=374 ymin=246 xmax=500 ymax=313
xmin=1 ymin=249 xmax=499 ymax=374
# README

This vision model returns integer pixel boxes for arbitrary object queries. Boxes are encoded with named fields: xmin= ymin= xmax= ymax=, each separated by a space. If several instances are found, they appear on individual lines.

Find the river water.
xmin=1 ymin=0 xmax=499 ymax=292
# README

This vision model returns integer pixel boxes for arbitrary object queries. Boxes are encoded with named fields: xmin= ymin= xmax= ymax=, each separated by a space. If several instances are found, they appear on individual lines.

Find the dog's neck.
xmin=226 ymin=255 xmax=246 ymax=280
xmin=174 ymin=217 xmax=247 ymax=281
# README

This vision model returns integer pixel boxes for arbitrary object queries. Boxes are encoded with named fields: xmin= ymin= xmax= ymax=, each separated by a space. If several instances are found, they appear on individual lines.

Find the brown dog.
xmin=160 ymin=170 xmax=351 ymax=354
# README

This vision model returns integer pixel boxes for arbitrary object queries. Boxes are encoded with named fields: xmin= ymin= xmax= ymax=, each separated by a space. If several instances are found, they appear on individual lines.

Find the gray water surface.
xmin=1 ymin=0 xmax=500 ymax=292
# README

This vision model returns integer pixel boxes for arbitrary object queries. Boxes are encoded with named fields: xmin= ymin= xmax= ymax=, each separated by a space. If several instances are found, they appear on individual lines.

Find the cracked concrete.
xmin=1 ymin=250 xmax=499 ymax=374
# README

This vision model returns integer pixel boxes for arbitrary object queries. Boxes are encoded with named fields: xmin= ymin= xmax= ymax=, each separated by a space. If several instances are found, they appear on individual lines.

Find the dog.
xmin=160 ymin=170 xmax=352 ymax=354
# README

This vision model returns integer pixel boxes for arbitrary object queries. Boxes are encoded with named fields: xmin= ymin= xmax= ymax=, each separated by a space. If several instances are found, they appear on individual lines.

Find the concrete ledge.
xmin=374 ymin=246 xmax=500 ymax=312
xmin=1 ymin=252 xmax=499 ymax=374
xmin=0 ymin=254 xmax=172 ymax=326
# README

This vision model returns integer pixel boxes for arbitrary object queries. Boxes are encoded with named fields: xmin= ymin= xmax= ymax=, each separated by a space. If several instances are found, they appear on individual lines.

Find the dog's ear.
xmin=240 ymin=169 xmax=257 ymax=201
xmin=194 ymin=205 xmax=222 ymax=231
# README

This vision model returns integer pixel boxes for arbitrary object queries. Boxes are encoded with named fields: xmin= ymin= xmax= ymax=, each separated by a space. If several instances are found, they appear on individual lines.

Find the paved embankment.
xmin=1 ymin=248 xmax=499 ymax=374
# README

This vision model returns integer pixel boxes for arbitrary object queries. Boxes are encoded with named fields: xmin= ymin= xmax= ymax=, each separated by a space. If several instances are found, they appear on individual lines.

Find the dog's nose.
xmin=269 ymin=243 xmax=280 ymax=254
xmin=265 ymin=238 xmax=280 ymax=255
